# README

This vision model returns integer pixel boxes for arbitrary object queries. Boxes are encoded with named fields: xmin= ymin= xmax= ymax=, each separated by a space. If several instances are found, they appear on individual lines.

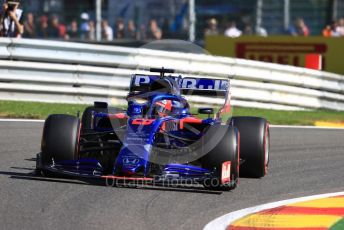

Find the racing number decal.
xmin=221 ymin=161 xmax=231 ymax=184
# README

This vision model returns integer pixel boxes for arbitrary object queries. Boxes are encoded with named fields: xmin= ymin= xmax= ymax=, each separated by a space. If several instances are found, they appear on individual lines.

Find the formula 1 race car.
xmin=36 ymin=68 xmax=270 ymax=191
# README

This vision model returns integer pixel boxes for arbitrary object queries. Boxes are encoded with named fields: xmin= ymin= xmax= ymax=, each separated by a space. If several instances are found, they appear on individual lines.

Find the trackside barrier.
xmin=0 ymin=38 xmax=344 ymax=111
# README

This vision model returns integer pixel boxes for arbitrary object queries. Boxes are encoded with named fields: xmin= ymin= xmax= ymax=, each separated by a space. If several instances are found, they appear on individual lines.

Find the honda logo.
xmin=123 ymin=157 xmax=140 ymax=165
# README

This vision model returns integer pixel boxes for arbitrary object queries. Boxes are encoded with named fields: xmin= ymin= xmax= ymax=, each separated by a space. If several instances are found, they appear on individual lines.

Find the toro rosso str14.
xmin=36 ymin=68 xmax=270 ymax=191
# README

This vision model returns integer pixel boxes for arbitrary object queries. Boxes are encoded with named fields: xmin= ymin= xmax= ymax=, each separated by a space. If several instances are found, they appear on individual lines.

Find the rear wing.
xmin=129 ymin=74 xmax=229 ymax=97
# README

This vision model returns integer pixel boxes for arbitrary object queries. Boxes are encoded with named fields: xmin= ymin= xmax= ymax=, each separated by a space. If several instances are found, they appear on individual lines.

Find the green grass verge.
xmin=0 ymin=100 xmax=343 ymax=125
xmin=0 ymin=101 xmax=89 ymax=119
xmin=232 ymin=107 xmax=344 ymax=126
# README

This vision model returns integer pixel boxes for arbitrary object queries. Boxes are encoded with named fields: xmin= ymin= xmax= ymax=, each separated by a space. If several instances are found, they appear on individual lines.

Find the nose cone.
xmin=116 ymin=145 xmax=148 ymax=176
xmin=122 ymin=155 xmax=143 ymax=175
xmin=114 ymin=117 xmax=160 ymax=176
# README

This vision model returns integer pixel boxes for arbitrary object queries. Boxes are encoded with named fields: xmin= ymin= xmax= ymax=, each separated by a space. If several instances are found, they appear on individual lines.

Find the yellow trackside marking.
xmin=315 ymin=121 xmax=344 ymax=128
xmin=287 ymin=197 xmax=344 ymax=208
xmin=231 ymin=214 xmax=341 ymax=228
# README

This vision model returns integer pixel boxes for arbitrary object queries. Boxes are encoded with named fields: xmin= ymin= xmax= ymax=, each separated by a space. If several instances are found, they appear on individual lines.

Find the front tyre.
xmin=41 ymin=115 xmax=81 ymax=164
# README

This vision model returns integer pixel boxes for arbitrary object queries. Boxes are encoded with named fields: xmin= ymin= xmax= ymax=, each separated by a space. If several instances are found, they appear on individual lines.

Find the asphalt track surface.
xmin=0 ymin=121 xmax=343 ymax=230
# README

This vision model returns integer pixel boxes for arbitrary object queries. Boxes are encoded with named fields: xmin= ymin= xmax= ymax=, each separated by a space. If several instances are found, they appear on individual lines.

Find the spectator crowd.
xmin=322 ymin=18 xmax=344 ymax=37
xmin=4 ymin=9 xmax=344 ymax=41
xmin=20 ymin=12 xmax=164 ymax=41
xmin=204 ymin=17 xmax=268 ymax=38
xmin=204 ymin=17 xmax=344 ymax=38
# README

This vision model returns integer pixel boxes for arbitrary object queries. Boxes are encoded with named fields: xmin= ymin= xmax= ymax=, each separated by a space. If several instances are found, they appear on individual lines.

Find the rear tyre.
xmin=230 ymin=116 xmax=269 ymax=178
xmin=201 ymin=125 xmax=239 ymax=191
xmin=81 ymin=106 xmax=123 ymax=132
xmin=41 ymin=115 xmax=80 ymax=164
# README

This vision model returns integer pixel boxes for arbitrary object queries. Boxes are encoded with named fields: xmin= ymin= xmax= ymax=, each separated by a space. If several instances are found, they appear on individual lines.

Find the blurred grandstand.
xmin=6 ymin=0 xmax=344 ymax=44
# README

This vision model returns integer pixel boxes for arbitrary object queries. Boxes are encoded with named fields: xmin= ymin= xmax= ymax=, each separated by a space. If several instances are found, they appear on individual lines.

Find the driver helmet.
xmin=154 ymin=100 xmax=172 ymax=117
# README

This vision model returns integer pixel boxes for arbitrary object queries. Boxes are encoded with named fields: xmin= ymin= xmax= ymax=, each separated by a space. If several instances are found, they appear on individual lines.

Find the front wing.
xmin=35 ymin=153 xmax=236 ymax=188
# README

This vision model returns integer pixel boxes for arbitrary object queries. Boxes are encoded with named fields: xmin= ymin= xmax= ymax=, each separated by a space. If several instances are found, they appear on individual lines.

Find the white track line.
xmin=1 ymin=119 xmax=344 ymax=130
xmin=204 ymin=191 xmax=344 ymax=230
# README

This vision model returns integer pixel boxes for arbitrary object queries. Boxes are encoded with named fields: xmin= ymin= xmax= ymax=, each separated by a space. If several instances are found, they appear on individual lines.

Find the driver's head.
xmin=154 ymin=100 xmax=172 ymax=117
